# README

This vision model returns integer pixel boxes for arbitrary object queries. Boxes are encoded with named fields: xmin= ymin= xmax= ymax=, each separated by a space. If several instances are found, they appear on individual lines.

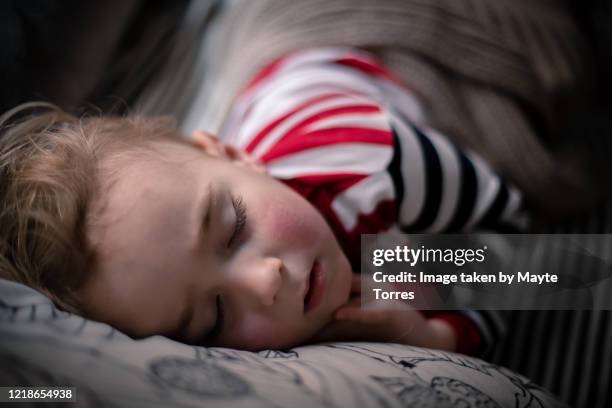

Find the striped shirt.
xmin=222 ymin=47 xmax=525 ymax=355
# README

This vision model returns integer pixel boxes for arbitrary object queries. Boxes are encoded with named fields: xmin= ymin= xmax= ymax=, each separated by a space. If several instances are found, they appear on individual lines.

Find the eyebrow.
xmin=195 ymin=182 xmax=216 ymax=244
xmin=181 ymin=182 xmax=216 ymax=342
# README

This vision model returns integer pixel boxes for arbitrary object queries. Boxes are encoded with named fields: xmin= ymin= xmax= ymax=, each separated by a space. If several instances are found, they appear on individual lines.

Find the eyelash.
xmin=227 ymin=194 xmax=247 ymax=248
xmin=205 ymin=194 xmax=245 ymax=342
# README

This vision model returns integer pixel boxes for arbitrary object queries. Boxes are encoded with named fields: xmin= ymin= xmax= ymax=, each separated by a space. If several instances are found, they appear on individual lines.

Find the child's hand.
xmin=312 ymin=274 xmax=457 ymax=351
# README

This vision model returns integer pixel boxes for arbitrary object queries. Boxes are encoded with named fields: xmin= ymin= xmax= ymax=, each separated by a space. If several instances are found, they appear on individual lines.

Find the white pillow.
xmin=0 ymin=279 xmax=565 ymax=407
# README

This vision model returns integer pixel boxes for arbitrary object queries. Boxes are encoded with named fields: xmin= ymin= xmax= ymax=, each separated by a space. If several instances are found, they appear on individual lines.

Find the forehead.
xmin=94 ymin=139 xmax=213 ymax=210
xmin=94 ymin=143 xmax=199 ymax=223
xmin=81 ymin=142 xmax=213 ymax=334
xmin=88 ymin=141 xmax=216 ymax=260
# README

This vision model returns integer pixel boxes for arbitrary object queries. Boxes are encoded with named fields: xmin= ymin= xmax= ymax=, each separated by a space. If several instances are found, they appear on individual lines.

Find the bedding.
xmin=0 ymin=278 xmax=565 ymax=407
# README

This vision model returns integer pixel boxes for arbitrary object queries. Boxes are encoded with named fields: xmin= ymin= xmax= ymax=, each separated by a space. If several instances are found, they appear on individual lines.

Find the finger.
xmin=309 ymin=321 xmax=345 ymax=343
xmin=335 ymin=305 xmax=395 ymax=326
xmin=334 ymin=305 xmax=370 ymax=322
xmin=310 ymin=319 xmax=371 ymax=343
xmin=335 ymin=296 xmax=362 ymax=310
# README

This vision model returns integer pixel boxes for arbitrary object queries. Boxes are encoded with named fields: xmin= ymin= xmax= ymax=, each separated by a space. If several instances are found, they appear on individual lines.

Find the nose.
xmin=239 ymin=257 xmax=284 ymax=306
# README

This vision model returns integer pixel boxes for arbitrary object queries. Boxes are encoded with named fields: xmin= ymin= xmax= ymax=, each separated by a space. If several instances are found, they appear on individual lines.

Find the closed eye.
xmin=227 ymin=194 xmax=247 ymax=248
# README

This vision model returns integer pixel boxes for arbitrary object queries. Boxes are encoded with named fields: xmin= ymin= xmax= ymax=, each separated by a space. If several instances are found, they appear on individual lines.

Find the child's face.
xmin=80 ymin=138 xmax=352 ymax=350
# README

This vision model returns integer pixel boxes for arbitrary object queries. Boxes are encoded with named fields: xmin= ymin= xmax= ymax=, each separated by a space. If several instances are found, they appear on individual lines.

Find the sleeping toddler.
xmin=0 ymin=48 xmax=524 ymax=355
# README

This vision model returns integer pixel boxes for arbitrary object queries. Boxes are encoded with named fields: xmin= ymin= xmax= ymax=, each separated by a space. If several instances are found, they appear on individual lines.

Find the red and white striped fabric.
xmin=221 ymin=47 xmax=526 ymax=356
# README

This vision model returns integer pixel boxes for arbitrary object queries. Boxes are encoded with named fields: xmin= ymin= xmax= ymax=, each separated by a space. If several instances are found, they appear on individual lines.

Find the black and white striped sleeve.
xmin=387 ymin=113 xmax=528 ymax=233
xmin=387 ymin=112 xmax=524 ymax=355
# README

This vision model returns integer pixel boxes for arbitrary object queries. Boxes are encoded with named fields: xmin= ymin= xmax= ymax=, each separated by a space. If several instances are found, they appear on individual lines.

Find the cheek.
xmin=261 ymin=193 xmax=326 ymax=245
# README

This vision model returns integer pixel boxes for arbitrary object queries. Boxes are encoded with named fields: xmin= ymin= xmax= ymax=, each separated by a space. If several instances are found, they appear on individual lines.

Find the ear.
xmin=191 ymin=131 xmax=267 ymax=174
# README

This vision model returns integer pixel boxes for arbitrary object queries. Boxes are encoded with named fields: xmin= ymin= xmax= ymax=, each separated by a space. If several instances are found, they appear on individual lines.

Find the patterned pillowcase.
xmin=0 ymin=279 xmax=565 ymax=407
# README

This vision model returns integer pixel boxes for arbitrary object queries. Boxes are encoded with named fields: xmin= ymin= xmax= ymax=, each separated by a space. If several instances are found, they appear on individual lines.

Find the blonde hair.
xmin=0 ymin=102 xmax=178 ymax=311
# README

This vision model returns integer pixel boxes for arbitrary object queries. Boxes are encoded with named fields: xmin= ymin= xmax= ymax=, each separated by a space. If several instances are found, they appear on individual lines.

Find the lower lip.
xmin=304 ymin=260 xmax=326 ymax=313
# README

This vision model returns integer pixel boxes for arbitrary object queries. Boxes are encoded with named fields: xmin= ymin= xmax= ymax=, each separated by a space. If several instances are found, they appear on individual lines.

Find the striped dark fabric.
xmin=490 ymin=202 xmax=612 ymax=407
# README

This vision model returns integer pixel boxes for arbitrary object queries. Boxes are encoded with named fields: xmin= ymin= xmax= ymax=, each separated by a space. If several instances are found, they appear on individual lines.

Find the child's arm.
xmin=388 ymin=115 xmax=528 ymax=233
xmin=312 ymin=274 xmax=457 ymax=351
xmin=388 ymin=117 xmax=522 ymax=355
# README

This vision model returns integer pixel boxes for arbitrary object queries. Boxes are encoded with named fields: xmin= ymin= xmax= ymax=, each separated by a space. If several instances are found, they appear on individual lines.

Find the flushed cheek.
xmin=261 ymin=196 xmax=325 ymax=245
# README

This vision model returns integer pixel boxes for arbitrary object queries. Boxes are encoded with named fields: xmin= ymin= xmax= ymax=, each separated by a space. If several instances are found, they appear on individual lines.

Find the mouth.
xmin=304 ymin=260 xmax=326 ymax=314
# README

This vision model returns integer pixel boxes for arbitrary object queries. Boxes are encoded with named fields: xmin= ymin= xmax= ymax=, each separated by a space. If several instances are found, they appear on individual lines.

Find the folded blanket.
xmin=197 ymin=0 xmax=596 ymax=215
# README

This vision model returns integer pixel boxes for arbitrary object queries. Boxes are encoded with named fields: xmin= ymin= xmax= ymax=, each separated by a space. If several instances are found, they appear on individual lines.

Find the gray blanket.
xmin=189 ymin=0 xmax=596 ymax=215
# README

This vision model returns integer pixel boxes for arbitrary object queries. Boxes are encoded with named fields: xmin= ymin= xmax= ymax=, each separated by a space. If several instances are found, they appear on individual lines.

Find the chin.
xmin=335 ymin=256 xmax=353 ymax=302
